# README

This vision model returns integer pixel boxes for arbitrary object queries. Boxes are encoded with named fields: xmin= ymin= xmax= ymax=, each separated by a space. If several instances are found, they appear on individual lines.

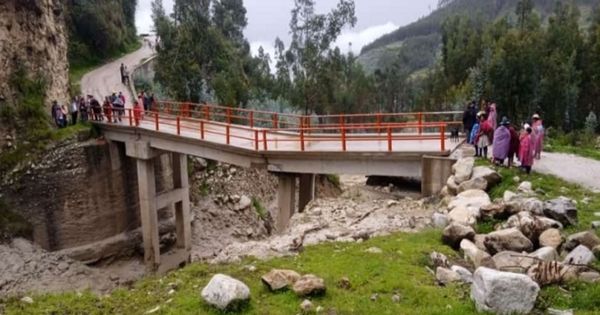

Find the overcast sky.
xmin=136 ymin=0 xmax=439 ymax=56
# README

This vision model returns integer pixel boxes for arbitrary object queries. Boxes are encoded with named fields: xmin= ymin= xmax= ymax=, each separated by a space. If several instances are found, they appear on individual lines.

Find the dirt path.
xmin=535 ymin=152 xmax=600 ymax=193
xmin=80 ymin=43 xmax=154 ymax=108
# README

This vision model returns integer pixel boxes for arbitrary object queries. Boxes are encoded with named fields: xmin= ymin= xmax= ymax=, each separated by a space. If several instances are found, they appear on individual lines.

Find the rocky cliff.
xmin=0 ymin=0 xmax=70 ymax=107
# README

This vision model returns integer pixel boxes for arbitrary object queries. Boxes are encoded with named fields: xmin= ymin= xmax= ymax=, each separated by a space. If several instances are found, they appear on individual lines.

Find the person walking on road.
xmin=532 ymin=113 xmax=544 ymax=160
xmin=120 ymin=63 xmax=126 ymax=84
xmin=70 ymin=97 xmax=79 ymax=125
xmin=519 ymin=124 xmax=535 ymax=174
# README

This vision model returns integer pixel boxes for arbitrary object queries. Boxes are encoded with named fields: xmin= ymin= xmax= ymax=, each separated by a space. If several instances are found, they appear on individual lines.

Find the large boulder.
xmin=530 ymin=247 xmax=559 ymax=262
xmin=563 ymin=231 xmax=600 ymax=252
xmin=261 ymin=269 xmax=301 ymax=291
xmin=452 ymin=157 xmax=475 ymax=184
xmin=564 ymin=245 xmax=596 ymax=266
xmin=484 ymin=228 xmax=533 ymax=255
xmin=448 ymin=190 xmax=491 ymax=211
xmin=539 ymin=228 xmax=564 ymax=249
xmin=461 ymin=239 xmax=495 ymax=268
xmin=480 ymin=203 xmax=510 ymax=220
xmin=543 ymin=197 xmax=578 ymax=227
xmin=503 ymin=190 xmax=518 ymax=202
xmin=447 ymin=176 xmax=459 ymax=195
xmin=448 ymin=205 xmax=480 ymax=226
xmin=292 ymin=274 xmax=326 ymax=296
xmin=505 ymin=197 xmax=544 ymax=216
xmin=457 ymin=177 xmax=488 ymax=194
xmin=471 ymin=267 xmax=540 ymax=315
xmin=492 ymin=251 xmax=536 ymax=274
xmin=471 ymin=166 xmax=502 ymax=189
xmin=442 ymin=223 xmax=476 ymax=249
xmin=201 ymin=274 xmax=250 ymax=310
xmin=502 ymin=212 xmax=563 ymax=243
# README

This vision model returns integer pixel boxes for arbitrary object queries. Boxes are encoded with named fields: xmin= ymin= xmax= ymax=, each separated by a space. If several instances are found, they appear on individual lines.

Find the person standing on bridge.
xmin=492 ymin=117 xmax=511 ymax=166
xmin=133 ymin=100 xmax=143 ymax=126
xmin=79 ymin=96 xmax=88 ymax=123
xmin=103 ymin=97 xmax=113 ymax=123
xmin=90 ymin=95 xmax=101 ymax=121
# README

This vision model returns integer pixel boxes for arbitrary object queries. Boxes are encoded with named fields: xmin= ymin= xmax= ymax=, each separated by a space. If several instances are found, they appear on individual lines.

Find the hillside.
xmin=358 ymin=0 xmax=599 ymax=74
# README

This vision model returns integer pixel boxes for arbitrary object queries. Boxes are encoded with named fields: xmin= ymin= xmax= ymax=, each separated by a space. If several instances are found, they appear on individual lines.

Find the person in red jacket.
xmin=133 ymin=100 xmax=143 ymax=126
xmin=476 ymin=113 xmax=494 ymax=159
xmin=507 ymin=124 xmax=521 ymax=168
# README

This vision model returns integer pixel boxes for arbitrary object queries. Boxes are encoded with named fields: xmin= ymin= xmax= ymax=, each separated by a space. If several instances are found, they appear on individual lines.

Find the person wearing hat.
xmin=531 ymin=113 xmax=544 ymax=160
xmin=469 ymin=111 xmax=482 ymax=156
xmin=519 ymin=124 xmax=535 ymax=174
xmin=492 ymin=117 xmax=511 ymax=165
xmin=475 ymin=112 xmax=494 ymax=159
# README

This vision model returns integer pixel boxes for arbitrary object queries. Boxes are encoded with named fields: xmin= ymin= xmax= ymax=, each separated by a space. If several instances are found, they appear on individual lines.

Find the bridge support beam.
xmin=298 ymin=174 xmax=316 ymax=213
xmin=128 ymin=141 xmax=191 ymax=273
xmin=276 ymin=173 xmax=296 ymax=232
xmin=421 ymin=155 xmax=456 ymax=197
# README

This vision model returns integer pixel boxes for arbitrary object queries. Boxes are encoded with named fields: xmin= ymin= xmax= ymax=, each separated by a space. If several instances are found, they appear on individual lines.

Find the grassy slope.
xmin=545 ymin=137 xmax=600 ymax=161
xmin=3 ymin=161 xmax=600 ymax=314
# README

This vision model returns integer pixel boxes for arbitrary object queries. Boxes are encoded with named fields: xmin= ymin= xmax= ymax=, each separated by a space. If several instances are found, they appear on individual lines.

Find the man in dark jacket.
xmin=462 ymin=102 xmax=477 ymax=136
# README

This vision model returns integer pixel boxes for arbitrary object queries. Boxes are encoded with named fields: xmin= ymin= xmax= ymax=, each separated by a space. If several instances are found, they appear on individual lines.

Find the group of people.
xmin=463 ymin=101 xmax=545 ymax=174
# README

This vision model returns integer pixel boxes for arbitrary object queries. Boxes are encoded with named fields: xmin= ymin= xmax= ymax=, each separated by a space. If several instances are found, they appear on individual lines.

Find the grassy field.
xmin=3 ymin=161 xmax=600 ymax=314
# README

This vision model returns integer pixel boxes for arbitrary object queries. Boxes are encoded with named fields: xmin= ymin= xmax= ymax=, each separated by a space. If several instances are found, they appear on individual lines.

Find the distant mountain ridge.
xmin=358 ymin=0 xmax=599 ymax=74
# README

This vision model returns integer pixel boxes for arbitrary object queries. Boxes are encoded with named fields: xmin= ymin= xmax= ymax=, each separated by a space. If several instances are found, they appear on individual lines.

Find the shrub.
xmin=585 ymin=111 xmax=598 ymax=135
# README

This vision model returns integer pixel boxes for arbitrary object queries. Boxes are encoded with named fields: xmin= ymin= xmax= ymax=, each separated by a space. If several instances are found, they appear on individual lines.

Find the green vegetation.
xmin=0 ymin=199 xmax=32 ymax=242
xmin=251 ymin=197 xmax=267 ymax=220
xmin=545 ymin=131 xmax=600 ymax=161
xmin=325 ymin=174 xmax=341 ymax=189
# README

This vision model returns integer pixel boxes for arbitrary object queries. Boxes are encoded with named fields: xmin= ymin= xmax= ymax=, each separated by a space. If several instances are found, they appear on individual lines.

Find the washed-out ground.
xmin=0 ymin=162 xmax=429 ymax=298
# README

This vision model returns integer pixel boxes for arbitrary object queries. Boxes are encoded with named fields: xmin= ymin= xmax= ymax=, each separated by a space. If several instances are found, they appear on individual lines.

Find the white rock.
xmin=235 ymin=195 xmax=252 ymax=211
xmin=300 ymin=299 xmax=314 ymax=312
xmin=517 ymin=181 xmax=533 ymax=194
xmin=539 ymin=229 xmax=564 ymax=249
xmin=448 ymin=205 xmax=480 ymax=226
xmin=20 ymin=296 xmax=34 ymax=304
xmin=471 ymin=267 xmax=540 ymax=315
xmin=431 ymin=212 xmax=449 ymax=228
xmin=563 ymin=245 xmax=596 ymax=266
xmin=145 ymin=306 xmax=161 ymax=314
xmin=492 ymin=251 xmax=536 ymax=274
xmin=430 ymin=252 xmax=449 ymax=268
xmin=365 ymin=247 xmax=383 ymax=254
xmin=457 ymin=177 xmax=488 ymax=194
xmin=452 ymin=157 xmax=475 ymax=184
xmin=530 ymin=247 xmax=559 ymax=262
xmin=470 ymin=166 xmax=502 ymax=189
xmin=460 ymin=239 xmax=495 ymax=268
xmin=503 ymin=190 xmax=518 ymax=202
xmin=451 ymin=265 xmax=473 ymax=283
xmin=201 ymin=274 xmax=250 ymax=310
xmin=547 ymin=308 xmax=573 ymax=315
xmin=436 ymin=267 xmax=462 ymax=285
xmin=448 ymin=189 xmax=491 ymax=212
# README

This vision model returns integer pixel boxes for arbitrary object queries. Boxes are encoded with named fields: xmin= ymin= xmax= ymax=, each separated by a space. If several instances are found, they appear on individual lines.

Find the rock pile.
xmin=431 ymin=157 xmax=599 ymax=314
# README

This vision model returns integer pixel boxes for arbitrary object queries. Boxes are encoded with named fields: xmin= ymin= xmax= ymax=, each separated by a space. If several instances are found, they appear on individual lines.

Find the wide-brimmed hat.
xmin=477 ymin=111 xmax=485 ymax=117
xmin=501 ymin=117 xmax=510 ymax=126
xmin=532 ymin=114 xmax=540 ymax=119
xmin=524 ymin=123 xmax=531 ymax=129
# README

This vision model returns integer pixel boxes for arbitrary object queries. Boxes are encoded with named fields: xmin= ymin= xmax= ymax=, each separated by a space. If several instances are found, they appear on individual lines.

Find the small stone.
xmin=503 ymin=190 xmax=517 ymax=202
xmin=244 ymin=265 xmax=257 ymax=272
xmin=386 ymin=200 xmax=399 ymax=207
xmin=201 ymin=274 xmax=250 ymax=310
xmin=391 ymin=294 xmax=401 ymax=303
xmin=316 ymin=306 xmax=324 ymax=313
xmin=543 ymin=197 xmax=578 ymax=227
xmin=300 ymin=299 xmax=314 ymax=312
xmin=484 ymin=228 xmax=534 ymax=255
xmin=592 ymin=221 xmax=600 ymax=230
xmin=168 ymin=289 xmax=176 ymax=295
xmin=578 ymin=271 xmax=600 ymax=283
xmin=293 ymin=275 xmax=326 ymax=296
xmin=145 ymin=306 xmax=161 ymax=314
xmin=430 ymin=252 xmax=449 ymax=268
xmin=547 ymin=308 xmax=573 ymax=315
xmin=460 ymin=239 xmax=495 ymax=269
xmin=261 ymin=269 xmax=301 ymax=291
xmin=518 ymin=181 xmax=533 ymax=194
xmin=370 ymin=293 xmax=379 ymax=301
xmin=365 ymin=247 xmax=383 ymax=254
xmin=431 ymin=212 xmax=449 ymax=228
xmin=337 ymin=277 xmax=351 ymax=290
xmin=20 ymin=296 xmax=34 ymax=304
xmin=513 ymin=176 xmax=520 ymax=183
xmin=564 ymin=231 xmax=600 ymax=251
xmin=436 ymin=267 xmax=462 ymax=285
xmin=451 ymin=265 xmax=473 ymax=283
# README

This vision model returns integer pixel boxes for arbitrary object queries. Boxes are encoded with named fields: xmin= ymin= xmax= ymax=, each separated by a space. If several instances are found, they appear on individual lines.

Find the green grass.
xmin=325 ymin=174 xmax=341 ymax=189
xmin=3 ymin=230 xmax=481 ymax=315
xmin=544 ymin=132 xmax=600 ymax=161
xmin=251 ymin=197 xmax=267 ymax=220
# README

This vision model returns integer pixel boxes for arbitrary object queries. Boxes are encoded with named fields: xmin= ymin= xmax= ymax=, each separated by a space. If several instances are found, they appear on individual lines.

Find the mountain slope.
xmin=358 ymin=0 xmax=599 ymax=74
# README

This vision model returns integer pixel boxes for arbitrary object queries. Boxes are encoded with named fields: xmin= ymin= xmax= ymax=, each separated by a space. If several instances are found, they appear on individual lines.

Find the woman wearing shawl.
xmin=519 ymin=124 xmax=535 ymax=174
xmin=492 ymin=117 xmax=511 ymax=165
xmin=507 ymin=124 xmax=520 ymax=168
xmin=487 ymin=103 xmax=498 ymax=130
xmin=532 ymin=113 xmax=544 ymax=160
xmin=476 ymin=113 xmax=494 ymax=159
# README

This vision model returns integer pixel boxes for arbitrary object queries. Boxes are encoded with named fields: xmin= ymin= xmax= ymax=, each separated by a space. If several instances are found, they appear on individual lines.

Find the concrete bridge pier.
xmin=276 ymin=173 xmax=316 ymax=232
xmin=126 ymin=141 xmax=191 ymax=273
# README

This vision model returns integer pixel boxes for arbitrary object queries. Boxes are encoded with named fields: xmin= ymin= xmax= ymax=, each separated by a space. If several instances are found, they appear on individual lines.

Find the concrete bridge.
xmin=97 ymin=102 xmax=462 ymax=272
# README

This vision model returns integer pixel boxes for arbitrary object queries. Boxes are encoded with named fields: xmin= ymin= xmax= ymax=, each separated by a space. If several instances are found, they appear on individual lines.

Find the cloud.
xmin=334 ymin=22 xmax=398 ymax=54
xmin=250 ymin=22 xmax=398 ymax=58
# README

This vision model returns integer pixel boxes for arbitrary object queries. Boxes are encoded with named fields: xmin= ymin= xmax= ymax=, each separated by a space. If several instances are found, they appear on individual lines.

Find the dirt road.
xmin=535 ymin=152 xmax=600 ymax=192
xmin=80 ymin=42 xmax=154 ymax=108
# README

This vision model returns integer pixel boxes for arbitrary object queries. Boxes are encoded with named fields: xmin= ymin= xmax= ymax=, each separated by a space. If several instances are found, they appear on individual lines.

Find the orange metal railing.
xmin=94 ymin=102 xmax=459 ymax=153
